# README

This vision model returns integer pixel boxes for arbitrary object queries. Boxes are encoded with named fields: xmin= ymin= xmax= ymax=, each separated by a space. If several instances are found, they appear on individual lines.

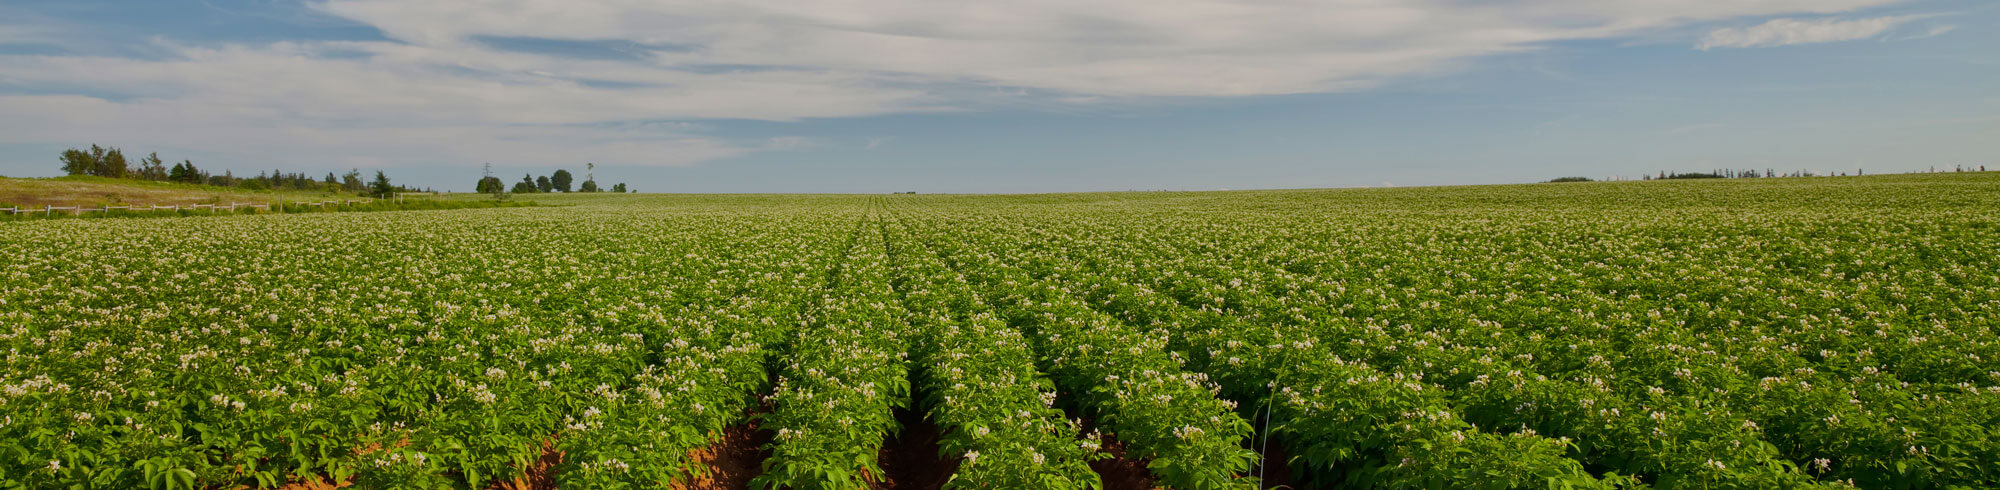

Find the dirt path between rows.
xmin=676 ymin=417 xmax=775 ymax=489
xmin=871 ymin=406 xmax=960 ymax=490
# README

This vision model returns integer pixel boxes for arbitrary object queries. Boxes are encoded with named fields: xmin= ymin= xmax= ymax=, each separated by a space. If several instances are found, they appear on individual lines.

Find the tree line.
xmin=475 ymin=166 xmax=628 ymax=196
xmin=57 ymin=144 xmax=430 ymax=197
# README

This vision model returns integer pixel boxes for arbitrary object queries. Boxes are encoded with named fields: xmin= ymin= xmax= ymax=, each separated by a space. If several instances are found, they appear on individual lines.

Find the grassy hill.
xmin=0 ymin=176 xmax=349 ymax=208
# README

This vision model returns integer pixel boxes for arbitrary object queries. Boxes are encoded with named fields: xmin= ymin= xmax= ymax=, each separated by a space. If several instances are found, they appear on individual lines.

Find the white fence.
xmin=1 ymin=200 xmax=373 ymax=218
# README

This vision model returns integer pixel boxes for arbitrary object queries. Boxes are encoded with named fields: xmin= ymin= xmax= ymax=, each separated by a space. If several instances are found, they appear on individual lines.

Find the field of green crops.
xmin=3 ymin=173 xmax=1997 ymax=489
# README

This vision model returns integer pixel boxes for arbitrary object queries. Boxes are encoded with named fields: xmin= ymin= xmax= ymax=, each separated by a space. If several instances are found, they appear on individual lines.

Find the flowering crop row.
xmin=899 ymin=210 xmax=1616 ymax=488
xmin=878 ymin=174 xmax=1999 ymax=488
xmin=1052 ymin=205 xmax=2000 ymax=488
xmin=884 ymin=203 xmax=1262 ymax=489
xmin=877 ymin=215 xmax=1103 ymax=488
xmin=753 ymin=215 xmax=914 ymax=489
xmin=553 ymin=222 xmax=841 ymax=488
xmin=0 ymin=203 xmax=859 ymax=488
xmin=2 ymin=174 xmax=1995 ymax=488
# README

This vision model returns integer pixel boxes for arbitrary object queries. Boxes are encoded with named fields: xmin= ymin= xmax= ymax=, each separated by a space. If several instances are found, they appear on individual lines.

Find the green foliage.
xmin=1547 ymin=176 xmax=1594 ymax=183
xmin=512 ymin=174 xmax=540 ymax=194
xmin=476 ymin=176 xmax=505 ymax=195
xmin=138 ymin=153 xmax=168 ymax=181
xmin=551 ymin=170 xmax=573 ymax=193
xmin=1 ymin=173 xmax=1997 ymax=489
xmin=369 ymin=171 xmax=395 ymax=198
xmin=341 ymin=169 xmax=365 ymax=193
xmin=59 ymin=147 xmax=95 ymax=176
xmin=53 ymin=145 xmax=413 ymax=194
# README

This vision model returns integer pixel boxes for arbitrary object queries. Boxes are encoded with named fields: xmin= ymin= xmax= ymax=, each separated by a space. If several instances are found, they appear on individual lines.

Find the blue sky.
xmin=1 ymin=0 xmax=1993 ymax=193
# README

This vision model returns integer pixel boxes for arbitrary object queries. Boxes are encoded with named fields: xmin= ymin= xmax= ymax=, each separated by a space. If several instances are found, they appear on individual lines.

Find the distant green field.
xmin=0 ymin=175 xmax=327 ymax=208
xmin=3 ymin=173 xmax=1997 ymax=489
xmin=0 ymin=176 xmax=529 ymax=218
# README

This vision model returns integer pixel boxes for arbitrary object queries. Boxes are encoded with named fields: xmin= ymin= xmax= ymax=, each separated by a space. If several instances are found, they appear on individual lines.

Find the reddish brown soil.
xmin=678 ymin=418 xmax=776 ymax=489
xmin=488 ymin=436 xmax=563 ymax=490
xmin=1074 ymin=416 xmax=1162 ymax=490
xmin=1091 ymin=431 xmax=1162 ymax=490
xmin=870 ymin=407 xmax=961 ymax=490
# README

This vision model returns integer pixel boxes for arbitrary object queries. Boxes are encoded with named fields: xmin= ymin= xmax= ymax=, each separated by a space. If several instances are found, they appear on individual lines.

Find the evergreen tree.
xmin=370 ymin=171 xmax=395 ymax=198
xmin=342 ymin=170 xmax=365 ymax=193
xmin=180 ymin=161 xmax=204 ymax=184
xmin=139 ymin=153 xmax=168 ymax=180
xmin=96 ymin=148 xmax=129 ymax=178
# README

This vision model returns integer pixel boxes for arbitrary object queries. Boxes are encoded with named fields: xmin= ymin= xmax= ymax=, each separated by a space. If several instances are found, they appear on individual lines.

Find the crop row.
xmin=0 ymin=206 xmax=858 ymax=488
xmin=753 ymin=213 xmax=913 ymax=488
xmin=883 ymin=188 xmax=2000 ymax=488
xmin=877 ymin=212 xmax=1106 ymax=488
xmin=880 ymin=200 xmax=1261 ymax=489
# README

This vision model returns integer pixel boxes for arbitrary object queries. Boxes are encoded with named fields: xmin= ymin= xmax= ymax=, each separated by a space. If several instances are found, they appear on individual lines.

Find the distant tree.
xmin=1546 ymin=177 xmax=1593 ymax=183
xmin=536 ymin=175 xmax=553 ymax=193
xmin=59 ymin=147 xmax=98 ymax=176
xmin=342 ymin=169 xmax=365 ymax=193
xmin=175 ymin=161 xmax=205 ymax=184
xmin=511 ymin=174 xmax=540 ymax=194
xmin=611 ymin=183 xmax=627 ymax=193
xmin=551 ymin=169 xmax=573 ymax=192
xmin=138 ymin=153 xmax=168 ymax=181
xmin=96 ymin=148 xmax=129 ymax=178
xmin=476 ymin=176 xmax=505 ymax=194
xmin=1663 ymin=172 xmax=1723 ymax=180
xmin=240 ymin=178 xmax=270 ymax=191
xmin=325 ymin=173 xmax=339 ymax=185
xmin=370 ymin=171 xmax=395 ymax=198
xmin=579 ymin=179 xmax=599 ymax=193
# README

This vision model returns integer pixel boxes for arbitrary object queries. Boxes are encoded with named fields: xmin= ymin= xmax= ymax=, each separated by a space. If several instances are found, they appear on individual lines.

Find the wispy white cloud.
xmin=1892 ymin=24 xmax=1956 ymax=41
xmin=1697 ymin=15 xmax=1922 ymax=50
xmin=0 ymin=94 xmax=755 ymax=168
xmin=0 ymin=0 xmax=1918 ymax=171
xmin=0 ymin=23 xmax=52 ymax=44
xmin=315 ymin=0 xmax=1908 ymax=97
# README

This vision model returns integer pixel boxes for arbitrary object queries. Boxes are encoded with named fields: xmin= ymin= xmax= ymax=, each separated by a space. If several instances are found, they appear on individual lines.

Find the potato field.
xmin=2 ymin=173 xmax=1997 ymax=489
